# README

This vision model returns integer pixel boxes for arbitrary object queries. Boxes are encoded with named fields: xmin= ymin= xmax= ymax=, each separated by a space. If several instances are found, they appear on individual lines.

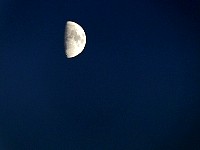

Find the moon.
xmin=64 ymin=21 xmax=86 ymax=58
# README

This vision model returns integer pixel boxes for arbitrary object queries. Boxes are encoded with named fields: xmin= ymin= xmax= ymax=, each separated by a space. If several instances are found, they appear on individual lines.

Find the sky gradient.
xmin=0 ymin=0 xmax=200 ymax=149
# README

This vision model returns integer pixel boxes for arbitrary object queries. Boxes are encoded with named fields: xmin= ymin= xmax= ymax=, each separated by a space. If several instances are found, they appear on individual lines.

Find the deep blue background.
xmin=0 ymin=0 xmax=200 ymax=149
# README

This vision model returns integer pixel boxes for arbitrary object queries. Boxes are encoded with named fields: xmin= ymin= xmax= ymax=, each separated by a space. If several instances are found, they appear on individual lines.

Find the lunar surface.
xmin=64 ymin=21 xmax=86 ymax=58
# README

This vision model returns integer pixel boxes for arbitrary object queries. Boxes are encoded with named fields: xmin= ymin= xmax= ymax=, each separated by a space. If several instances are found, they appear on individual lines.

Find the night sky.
xmin=0 ymin=0 xmax=200 ymax=149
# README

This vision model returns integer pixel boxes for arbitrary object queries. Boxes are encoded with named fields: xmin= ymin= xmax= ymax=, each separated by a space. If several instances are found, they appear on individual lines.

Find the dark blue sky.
xmin=0 ymin=0 xmax=200 ymax=149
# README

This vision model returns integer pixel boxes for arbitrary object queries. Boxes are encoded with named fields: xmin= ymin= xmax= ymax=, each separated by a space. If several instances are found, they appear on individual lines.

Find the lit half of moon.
xmin=64 ymin=21 xmax=86 ymax=58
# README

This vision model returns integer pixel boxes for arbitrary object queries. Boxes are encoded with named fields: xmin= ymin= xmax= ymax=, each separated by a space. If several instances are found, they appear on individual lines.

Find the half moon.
xmin=64 ymin=21 xmax=86 ymax=58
